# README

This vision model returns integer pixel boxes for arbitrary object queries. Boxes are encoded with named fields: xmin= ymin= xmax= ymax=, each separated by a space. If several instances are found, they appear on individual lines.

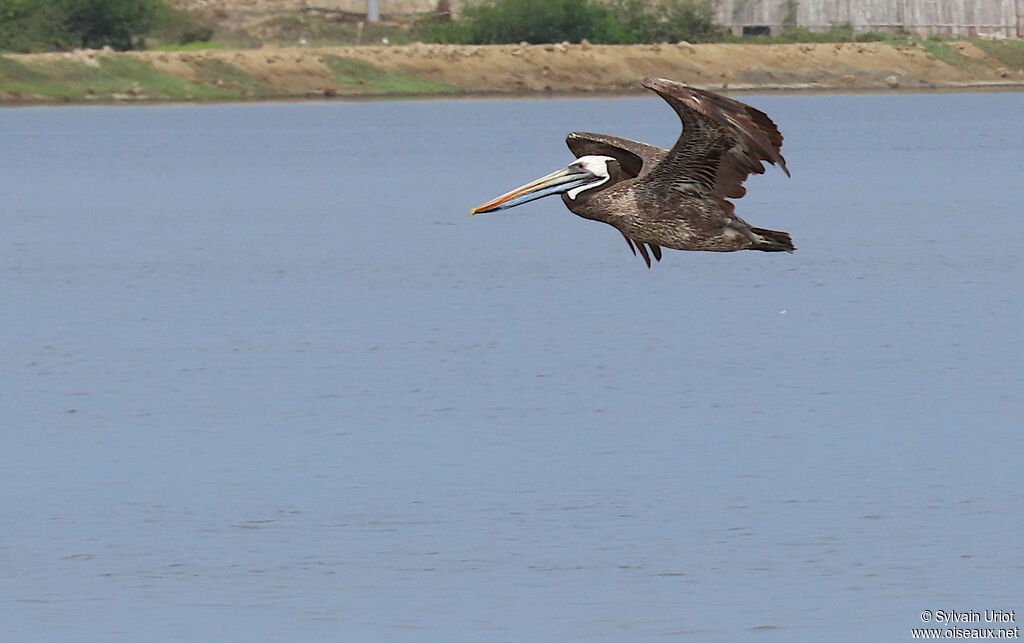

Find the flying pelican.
xmin=470 ymin=77 xmax=794 ymax=267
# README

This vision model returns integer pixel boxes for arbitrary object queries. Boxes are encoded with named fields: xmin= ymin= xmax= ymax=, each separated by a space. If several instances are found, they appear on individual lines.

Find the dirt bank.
xmin=335 ymin=39 xmax=1024 ymax=92
xmin=3 ymin=40 xmax=1023 ymax=105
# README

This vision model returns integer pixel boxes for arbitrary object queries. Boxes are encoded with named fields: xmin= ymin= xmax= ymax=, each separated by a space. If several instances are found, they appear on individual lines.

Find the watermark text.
xmin=914 ymin=609 xmax=1018 ymax=639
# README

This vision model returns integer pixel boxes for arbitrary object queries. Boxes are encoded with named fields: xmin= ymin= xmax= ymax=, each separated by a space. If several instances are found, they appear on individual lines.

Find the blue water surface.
xmin=2 ymin=91 xmax=1022 ymax=641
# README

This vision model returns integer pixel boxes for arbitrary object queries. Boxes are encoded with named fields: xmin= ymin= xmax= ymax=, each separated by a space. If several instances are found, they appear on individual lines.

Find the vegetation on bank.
xmin=0 ymin=54 xmax=238 ymax=100
xmin=973 ymin=38 xmax=1024 ymax=69
xmin=5 ymin=0 xmax=1024 ymax=54
xmin=0 ymin=0 xmax=212 ymax=53
xmin=320 ymin=54 xmax=460 ymax=94
xmin=415 ymin=0 xmax=723 ymax=45
xmin=0 ymin=51 xmax=459 ymax=103
xmin=2 ymin=0 xmax=1023 ymax=105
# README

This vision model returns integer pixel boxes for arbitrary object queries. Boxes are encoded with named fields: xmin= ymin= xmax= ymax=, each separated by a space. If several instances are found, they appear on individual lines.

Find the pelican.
xmin=470 ymin=77 xmax=794 ymax=267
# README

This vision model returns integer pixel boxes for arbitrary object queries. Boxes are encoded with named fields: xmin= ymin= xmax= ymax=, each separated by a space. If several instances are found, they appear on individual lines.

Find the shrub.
xmin=414 ymin=0 xmax=723 ymax=45
xmin=412 ymin=15 xmax=475 ymax=44
xmin=0 ymin=0 xmax=177 ymax=52
xmin=612 ymin=0 xmax=724 ymax=43
xmin=461 ymin=0 xmax=627 ymax=44
xmin=0 ymin=0 xmax=76 ymax=51
xmin=62 ymin=0 xmax=165 ymax=49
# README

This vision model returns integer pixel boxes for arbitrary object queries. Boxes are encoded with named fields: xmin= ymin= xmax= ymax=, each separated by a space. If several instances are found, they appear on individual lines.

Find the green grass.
xmin=919 ymin=38 xmax=968 ymax=66
xmin=151 ymin=41 xmax=230 ymax=52
xmin=971 ymin=38 xmax=1024 ymax=69
xmin=1 ymin=52 xmax=461 ymax=103
xmin=190 ymin=58 xmax=272 ymax=95
xmin=0 ymin=54 xmax=241 ymax=101
xmin=0 ymin=56 xmax=47 ymax=84
xmin=320 ymin=55 xmax=460 ymax=95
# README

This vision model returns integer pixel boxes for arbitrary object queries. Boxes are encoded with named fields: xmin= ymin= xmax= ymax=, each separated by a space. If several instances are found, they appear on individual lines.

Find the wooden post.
xmin=436 ymin=0 xmax=451 ymax=21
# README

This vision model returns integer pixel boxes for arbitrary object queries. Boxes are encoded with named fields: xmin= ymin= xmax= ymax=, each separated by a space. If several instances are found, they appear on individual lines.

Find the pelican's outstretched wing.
xmin=566 ymin=132 xmax=666 ymax=181
xmin=640 ymin=78 xmax=789 ymax=201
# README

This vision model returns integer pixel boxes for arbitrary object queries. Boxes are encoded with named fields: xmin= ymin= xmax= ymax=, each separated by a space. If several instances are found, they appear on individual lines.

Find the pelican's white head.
xmin=470 ymin=154 xmax=616 ymax=214
xmin=565 ymin=155 xmax=614 ymax=200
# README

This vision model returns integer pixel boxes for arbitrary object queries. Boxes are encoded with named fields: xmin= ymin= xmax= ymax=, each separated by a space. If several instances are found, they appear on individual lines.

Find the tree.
xmin=0 ymin=0 xmax=76 ymax=51
xmin=0 ymin=0 xmax=165 ymax=52
xmin=613 ymin=0 xmax=723 ymax=44
xmin=61 ymin=0 xmax=164 ymax=50
xmin=459 ymin=0 xmax=627 ymax=44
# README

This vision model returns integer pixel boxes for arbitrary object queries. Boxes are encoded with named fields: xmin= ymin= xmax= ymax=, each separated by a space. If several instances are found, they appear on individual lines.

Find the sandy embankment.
xmin=6 ymin=40 xmax=1024 ymax=104
xmin=329 ymin=39 xmax=1024 ymax=93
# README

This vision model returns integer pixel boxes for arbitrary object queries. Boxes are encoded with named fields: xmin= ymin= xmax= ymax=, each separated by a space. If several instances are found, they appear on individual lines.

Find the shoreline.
xmin=3 ymin=41 xmax=1023 ymax=106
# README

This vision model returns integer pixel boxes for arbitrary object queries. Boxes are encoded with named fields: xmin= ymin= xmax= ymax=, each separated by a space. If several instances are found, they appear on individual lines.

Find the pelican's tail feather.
xmin=750 ymin=227 xmax=795 ymax=252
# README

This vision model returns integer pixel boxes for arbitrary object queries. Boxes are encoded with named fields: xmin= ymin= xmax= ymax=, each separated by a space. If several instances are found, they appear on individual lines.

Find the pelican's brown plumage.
xmin=470 ymin=77 xmax=794 ymax=267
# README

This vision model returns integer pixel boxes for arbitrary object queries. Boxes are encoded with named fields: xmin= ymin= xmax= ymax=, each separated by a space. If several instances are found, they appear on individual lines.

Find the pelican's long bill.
xmin=470 ymin=162 xmax=600 ymax=215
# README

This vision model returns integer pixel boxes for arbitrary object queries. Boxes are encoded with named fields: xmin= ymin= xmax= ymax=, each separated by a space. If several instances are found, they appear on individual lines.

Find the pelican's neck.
xmin=566 ymin=173 xmax=610 ymax=200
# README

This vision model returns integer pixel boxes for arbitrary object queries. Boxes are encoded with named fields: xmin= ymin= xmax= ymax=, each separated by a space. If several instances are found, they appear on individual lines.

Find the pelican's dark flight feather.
xmin=470 ymin=77 xmax=794 ymax=267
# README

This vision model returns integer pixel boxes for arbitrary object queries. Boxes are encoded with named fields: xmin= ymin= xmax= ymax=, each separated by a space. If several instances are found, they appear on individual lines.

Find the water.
xmin=2 ymin=91 xmax=1022 ymax=641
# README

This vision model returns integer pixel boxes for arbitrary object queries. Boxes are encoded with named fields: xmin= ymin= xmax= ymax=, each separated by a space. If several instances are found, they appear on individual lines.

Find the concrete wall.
xmin=716 ymin=0 xmax=1023 ymax=38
